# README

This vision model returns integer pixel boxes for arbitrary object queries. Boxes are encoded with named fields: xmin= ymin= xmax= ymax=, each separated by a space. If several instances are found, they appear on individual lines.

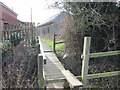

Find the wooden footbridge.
xmin=36 ymin=36 xmax=83 ymax=89
xmin=1 ymin=23 xmax=120 ymax=89
xmin=36 ymin=36 xmax=120 ymax=89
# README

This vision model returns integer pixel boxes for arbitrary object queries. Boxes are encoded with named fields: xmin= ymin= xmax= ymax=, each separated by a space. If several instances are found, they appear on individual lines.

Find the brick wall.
xmin=0 ymin=2 xmax=21 ymax=29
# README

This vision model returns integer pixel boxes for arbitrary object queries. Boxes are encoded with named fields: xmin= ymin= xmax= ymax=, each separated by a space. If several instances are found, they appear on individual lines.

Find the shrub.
xmin=2 ymin=40 xmax=11 ymax=47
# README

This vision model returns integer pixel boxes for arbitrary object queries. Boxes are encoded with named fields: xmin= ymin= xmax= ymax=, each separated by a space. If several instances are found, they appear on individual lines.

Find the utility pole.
xmin=31 ymin=7 xmax=32 ymax=23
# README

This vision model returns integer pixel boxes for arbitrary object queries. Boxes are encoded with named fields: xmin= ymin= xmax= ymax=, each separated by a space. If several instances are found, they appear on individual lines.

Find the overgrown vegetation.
xmin=2 ymin=27 xmax=38 ymax=88
xmin=2 ymin=40 xmax=38 ymax=88
xmin=54 ymin=1 xmax=120 ymax=88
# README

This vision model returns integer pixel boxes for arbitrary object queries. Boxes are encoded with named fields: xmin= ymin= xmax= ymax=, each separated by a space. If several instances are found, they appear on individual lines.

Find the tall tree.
xmin=62 ymin=2 xmax=120 ymax=52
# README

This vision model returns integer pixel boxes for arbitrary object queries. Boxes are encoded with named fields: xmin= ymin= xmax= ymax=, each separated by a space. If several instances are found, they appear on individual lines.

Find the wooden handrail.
xmin=37 ymin=54 xmax=46 ymax=88
xmin=47 ymin=71 xmax=120 ymax=84
xmin=81 ymin=50 xmax=120 ymax=59
xmin=37 ymin=36 xmax=120 ymax=88
xmin=81 ymin=37 xmax=120 ymax=87
xmin=37 ymin=36 xmax=46 ymax=64
xmin=37 ymin=36 xmax=47 ymax=88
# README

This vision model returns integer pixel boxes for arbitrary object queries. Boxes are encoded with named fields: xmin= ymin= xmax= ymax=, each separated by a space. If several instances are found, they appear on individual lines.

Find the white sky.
xmin=0 ymin=0 xmax=61 ymax=24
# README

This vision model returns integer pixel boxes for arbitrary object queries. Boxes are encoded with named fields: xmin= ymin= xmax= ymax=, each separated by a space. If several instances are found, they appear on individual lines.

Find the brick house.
xmin=0 ymin=2 xmax=21 ymax=29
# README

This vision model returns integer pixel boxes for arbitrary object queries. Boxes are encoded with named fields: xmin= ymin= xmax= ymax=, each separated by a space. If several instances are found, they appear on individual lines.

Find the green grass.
xmin=41 ymin=39 xmax=64 ymax=50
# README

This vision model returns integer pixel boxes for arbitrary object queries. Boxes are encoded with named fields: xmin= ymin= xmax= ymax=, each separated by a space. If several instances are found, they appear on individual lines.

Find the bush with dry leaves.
xmin=2 ymin=40 xmax=38 ymax=88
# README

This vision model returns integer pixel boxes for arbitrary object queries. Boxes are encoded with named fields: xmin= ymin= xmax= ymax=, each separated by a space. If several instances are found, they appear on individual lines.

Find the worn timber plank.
xmin=62 ymin=70 xmax=83 ymax=89
xmin=43 ymin=53 xmax=65 ymax=80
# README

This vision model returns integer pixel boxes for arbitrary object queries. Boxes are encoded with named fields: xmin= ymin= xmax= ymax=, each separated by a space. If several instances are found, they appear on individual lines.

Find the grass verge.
xmin=41 ymin=39 xmax=64 ymax=50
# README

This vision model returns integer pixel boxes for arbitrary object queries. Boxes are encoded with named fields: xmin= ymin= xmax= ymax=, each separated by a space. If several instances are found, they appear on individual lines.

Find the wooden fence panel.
xmin=2 ymin=23 xmax=35 ymax=46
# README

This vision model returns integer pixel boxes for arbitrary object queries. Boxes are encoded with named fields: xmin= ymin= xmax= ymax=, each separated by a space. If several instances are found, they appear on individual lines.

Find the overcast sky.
xmin=0 ymin=0 xmax=61 ymax=24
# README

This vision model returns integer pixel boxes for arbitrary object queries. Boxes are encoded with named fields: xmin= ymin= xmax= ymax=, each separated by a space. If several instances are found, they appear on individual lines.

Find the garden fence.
xmin=2 ymin=23 xmax=35 ymax=46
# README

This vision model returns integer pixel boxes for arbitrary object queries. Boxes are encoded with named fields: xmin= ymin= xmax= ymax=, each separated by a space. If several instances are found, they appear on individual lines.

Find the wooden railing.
xmin=36 ymin=36 xmax=46 ymax=88
xmin=37 ymin=36 xmax=83 ymax=89
xmin=53 ymin=34 xmax=65 ymax=53
xmin=49 ymin=37 xmax=120 ymax=88
xmin=81 ymin=37 xmax=120 ymax=87
xmin=37 ymin=36 xmax=120 ymax=88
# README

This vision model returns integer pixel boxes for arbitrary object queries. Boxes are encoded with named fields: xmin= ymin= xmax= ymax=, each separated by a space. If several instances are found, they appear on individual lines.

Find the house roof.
xmin=0 ymin=2 xmax=17 ymax=15
xmin=50 ymin=11 xmax=69 ymax=22
xmin=38 ymin=11 xmax=69 ymax=27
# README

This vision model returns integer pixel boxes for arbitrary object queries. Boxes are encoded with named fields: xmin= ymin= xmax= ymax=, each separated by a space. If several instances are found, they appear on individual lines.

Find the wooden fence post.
xmin=37 ymin=44 xmax=41 ymax=54
xmin=81 ymin=37 xmax=91 ymax=87
xmin=53 ymin=34 xmax=56 ymax=53
xmin=38 ymin=54 xmax=46 ymax=88
xmin=36 ymin=37 xmax=39 ymax=43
